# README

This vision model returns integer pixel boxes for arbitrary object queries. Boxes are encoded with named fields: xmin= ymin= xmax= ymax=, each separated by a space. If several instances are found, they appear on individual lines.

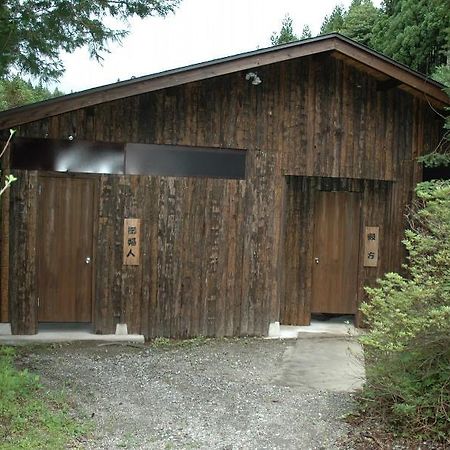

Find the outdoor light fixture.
xmin=68 ymin=126 xmax=77 ymax=141
xmin=245 ymin=72 xmax=262 ymax=86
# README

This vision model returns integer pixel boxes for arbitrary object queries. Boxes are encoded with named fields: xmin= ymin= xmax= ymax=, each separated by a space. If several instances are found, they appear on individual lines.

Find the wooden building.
xmin=0 ymin=34 xmax=448 ymax=338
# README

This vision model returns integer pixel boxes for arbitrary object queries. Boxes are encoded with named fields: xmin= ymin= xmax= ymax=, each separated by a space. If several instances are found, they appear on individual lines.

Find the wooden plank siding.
xmin=100 ymin=149 xmax=280 ymax=337
xmin=0 ymin=142 xmax=11 ymax=323
xmin=8 ymin=172 xmax=39 ymax=334
xmin=3 ymin=54 xmax=445 ymax=336
xmin=280 ymin=177 xmax=403 ymax=326
xmin=15 ymin=55 xmax=436 ymax=182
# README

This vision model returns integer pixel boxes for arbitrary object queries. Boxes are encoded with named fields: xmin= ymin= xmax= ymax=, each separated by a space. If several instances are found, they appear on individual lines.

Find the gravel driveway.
xmin=18 ymin=338 xmax=356 ymax=450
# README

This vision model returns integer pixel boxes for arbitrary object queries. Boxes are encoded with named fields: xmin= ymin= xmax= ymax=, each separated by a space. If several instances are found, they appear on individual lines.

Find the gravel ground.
xmin=17 ymin=338 xmax=356 ymax=450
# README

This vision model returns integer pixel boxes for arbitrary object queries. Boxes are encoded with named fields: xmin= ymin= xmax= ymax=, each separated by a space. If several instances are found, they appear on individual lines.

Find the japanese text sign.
xmin=363 ymin=226 xmax=379 ymax=267
xmin=123 ymin=218 xmax=141 ymax=266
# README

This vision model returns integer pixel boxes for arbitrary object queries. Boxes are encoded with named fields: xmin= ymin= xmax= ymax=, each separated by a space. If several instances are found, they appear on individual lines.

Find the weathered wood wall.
xmin=281 ymin=177 xmax=395 ymax=325
xmin=0 ymin=142 xmax=10 ymax=323
xmin=3 ymin=53 xmax=445 ymax=335
xmin=94 ymin=158 xmax=283 ymax=338
xmin=8 ymin=149 xmax=283 ymax=337
xmin=94 ymin=174 xmax=252 ymax=337
xmin=7 ymin=172 xmax=38 ymax=334
xmin=18 ymin=55 xmax=441 ymax=181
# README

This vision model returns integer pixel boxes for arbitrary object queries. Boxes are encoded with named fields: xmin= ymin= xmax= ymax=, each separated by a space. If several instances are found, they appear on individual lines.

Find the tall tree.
xmin=0 ymin=0 xmax=180 ymax=81
xmin=372 ymin=0 xmax=449 ymax=73
xmin=340 ymin=0 xmax=380 ymax=47
xmin=320 ymin=1 xmax=379 ymax=47
xmin=271 ymin=14 xmax=298 ymax=46
xmin=320 ymin=4 xmax=346 ymax=34
xmin=300 ymin=25 xmax=312 ymax=40
xmin=318 ymin=0 xmax=448 ymax=75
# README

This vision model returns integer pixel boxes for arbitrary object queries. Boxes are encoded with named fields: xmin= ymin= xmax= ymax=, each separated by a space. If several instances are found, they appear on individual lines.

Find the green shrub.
xmin=360 ymin=180 xmax=450 ymax=443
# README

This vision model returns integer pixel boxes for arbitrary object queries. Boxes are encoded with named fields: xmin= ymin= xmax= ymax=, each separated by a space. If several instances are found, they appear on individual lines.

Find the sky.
xmin=55 ymin=0 xmax=382 ymax=93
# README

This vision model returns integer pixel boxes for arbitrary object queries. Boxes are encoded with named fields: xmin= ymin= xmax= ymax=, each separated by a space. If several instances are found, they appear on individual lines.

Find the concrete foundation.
xmin=115 ymin=323 xmax=129 ymax=335
xmin=0 ymin=323 xmax=12 ymax=335
xmin=0 ymin=322 xmax=144 ymax=344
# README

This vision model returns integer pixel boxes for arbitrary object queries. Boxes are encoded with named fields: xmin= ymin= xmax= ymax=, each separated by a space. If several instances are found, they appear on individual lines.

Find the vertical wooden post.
xmin=0 ymin=141 xmax=10 ymax=322
xmin=9 ymin=171 xmax=38 ymax=334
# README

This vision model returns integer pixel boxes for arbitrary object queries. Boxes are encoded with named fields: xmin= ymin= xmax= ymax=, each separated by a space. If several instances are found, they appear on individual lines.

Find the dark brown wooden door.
xmin=311 ymin=191 xmax=360 ymax=314
xmin=37 ymin=176 xmax=95 ymax=322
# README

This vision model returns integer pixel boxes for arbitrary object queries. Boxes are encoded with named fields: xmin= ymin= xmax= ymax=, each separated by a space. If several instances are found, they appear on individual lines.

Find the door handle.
xmin=314 ymin=257 xmax=319 ymax=264
xmin=85 ymin=257 xmax=91 ymax=264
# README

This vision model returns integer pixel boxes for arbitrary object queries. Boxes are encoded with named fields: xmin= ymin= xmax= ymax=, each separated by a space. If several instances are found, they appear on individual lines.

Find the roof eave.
xmin=332 ymin=39 xmax=448 ymax=105
xmin=0 ymin=34 xmax=447 ymax=130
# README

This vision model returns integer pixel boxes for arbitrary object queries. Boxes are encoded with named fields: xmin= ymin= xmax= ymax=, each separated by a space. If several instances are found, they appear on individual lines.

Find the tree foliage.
xmin=339 ymin=0 xmax=380 ymax=47
xmin=419 ymin=68 xmax=450 ymax=167
xmin=320 ymin=5 xmax=345 ymax=35
xmin=0 ymin=76 xmax=64 ymax=110
xmin=0 ymin=0 xmax=180 ymax=81
xmin=360 ymin=180 xmax=450 ymax=442
xmin=320 ymin=1 xmax=379 ymax=47
xmin=372 ymin=0 xmax=450 ymax=74
xmin=317 ymin=0 xmax=449 ymax=75
xmin=271 ymin=14 xmax=298 ymax=46
xmin=300 ymin=25 xmax=312 ymax=40
xmin=270 ymin=16 xmax=314 ymax=46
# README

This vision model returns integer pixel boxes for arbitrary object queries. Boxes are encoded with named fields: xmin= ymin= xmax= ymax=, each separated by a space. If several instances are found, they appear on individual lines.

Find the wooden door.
xmin=37 ymin=176 xmax=95 ymax=322
xmin=311 ymin=191 xmax=360 ymax=314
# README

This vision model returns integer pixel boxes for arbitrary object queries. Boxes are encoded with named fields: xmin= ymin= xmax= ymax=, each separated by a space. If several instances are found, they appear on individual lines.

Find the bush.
xmin=360 ymin=180 xmax=450 ymax=443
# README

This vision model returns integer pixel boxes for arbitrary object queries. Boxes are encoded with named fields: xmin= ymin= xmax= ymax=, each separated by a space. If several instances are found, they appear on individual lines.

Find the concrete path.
xmin=273 ymin=333 xmax=365 ymax=392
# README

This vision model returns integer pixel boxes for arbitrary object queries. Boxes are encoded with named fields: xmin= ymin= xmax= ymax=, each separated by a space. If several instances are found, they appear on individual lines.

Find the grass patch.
xmin=0 ymin=345 xmax=88 ymax=449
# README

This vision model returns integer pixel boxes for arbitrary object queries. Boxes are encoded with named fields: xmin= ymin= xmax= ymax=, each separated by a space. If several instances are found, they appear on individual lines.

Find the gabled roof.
xmin=0 ymin=33 xmax=448 ymax=130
